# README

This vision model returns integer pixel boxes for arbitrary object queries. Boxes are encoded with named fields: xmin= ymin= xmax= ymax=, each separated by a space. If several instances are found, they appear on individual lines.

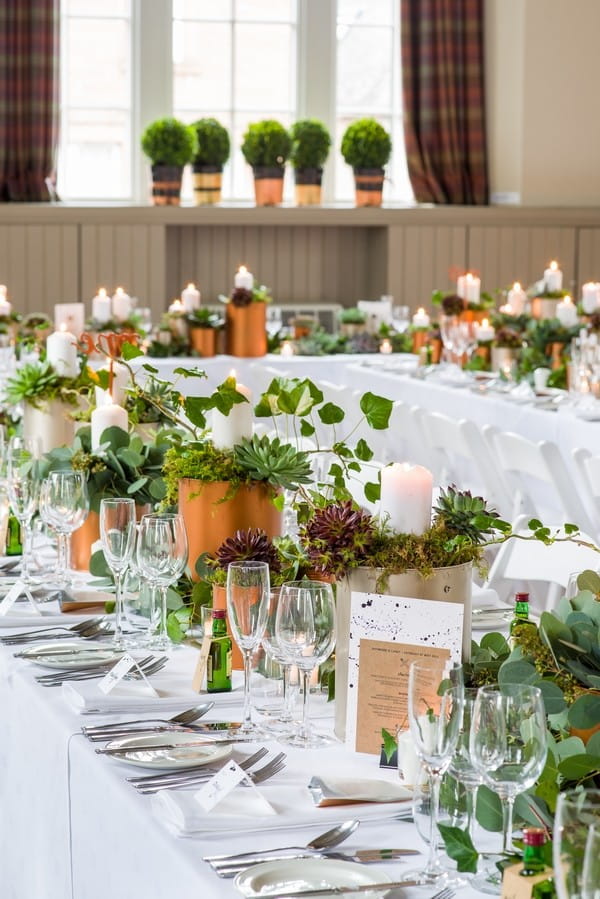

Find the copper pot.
xmin=353 ymin=168 xmax=384 ymax=207
xmin=460 ymin=310 xmax=488 ymax=324
xmin=189 ymin=327 xmax=217 ymax=357
xmin=411 ymin=330 xmax=428 ymax=353
xmin=150 ymin=164 xmax=183 ymax=206
xmin=429 ymin=338 xmax=443 ymax=364
xmin=252 ymin=166 xmax=284 ymax=206
xmin=178 ymin=479 xmax=282 ymax=580
xmin=226 ymin=303 xmax=267 ymax=357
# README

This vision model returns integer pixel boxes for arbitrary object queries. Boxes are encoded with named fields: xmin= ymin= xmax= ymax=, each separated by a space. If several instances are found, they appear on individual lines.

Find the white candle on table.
xmin=46 ymin=326 xmax=80 ymax=378
xmin=475 ymin=318 xmax=496 ymax=342
xmin=280 ymin=341 xmax=295 ymax=357
xmin=167 ymin=299 xmax=188 ymax=338
xmin=457 ymin=273 xmax=481 ymax=302
xmin=499 ymin=303 xmax=513 ymax=315
xmin=544 ymin=260 xmax=563 ymax=292
xmin=181 ymin=282 xmax=201 ymax=312
xmin=0 ymin=285 xmax=12 ymax=316
xmin=91 ymin=402 xmax=128 ymax=451
xmin=95 ymin=360 xmax=130 ymax=405
xmin=54 ymin=302 xmax=85 ymax=336
xmin=211 ymin=374 xmax=253 ymax=450
xmin=507 ymin=281 xmax=526 ymax=314
xmin=581 ymin=282 xmax=600 ymax=314
xmin=112 ymin=287 xmax=132 ymax=322
xmin=379 ymin=338 xmax=393 ymax=354
xmin=92 ymin=288 xmax=112 ymax=324
xmin=379 ymin=462 xmax=433 ymax=536
xmin=556 ymin=295 xmax=578 ymax=327
xmin=412 ymin=307 xmax=430 ymax=328
xmin=234 ymin=266 xmax=253 ymax=291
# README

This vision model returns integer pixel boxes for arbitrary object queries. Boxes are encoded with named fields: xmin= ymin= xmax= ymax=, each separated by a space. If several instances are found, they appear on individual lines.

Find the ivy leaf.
xmin=364 ymin=481 xmax=381 ymax=502
xmin=121 ymin=341 xmax=144 ymax=361
xmin=318 ymin=402 xmax=345 ymax=425
xmin=360 ymin=392 xmax=393 ymax=430
xmin=172 ymin=366 xmax=207 ymax=379
xmin=355 ymin=438 xmax=374 ymax=461
xmin=437 ymin=825 xmax=478 ymax=873
xmin=142 ymin=363 xmax=159 ymax=374
xmin=577 ymin=569 xmax=600 ymax=594
xmin=300 ymin=419 xmax=315 ymax=437
xmin=183 ymin=396 xmax=210 ymax=428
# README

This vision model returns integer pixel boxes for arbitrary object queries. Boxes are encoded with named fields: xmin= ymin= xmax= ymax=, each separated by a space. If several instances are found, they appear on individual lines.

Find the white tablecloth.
xmin=0 ymin=639 xmax=488 ymax=899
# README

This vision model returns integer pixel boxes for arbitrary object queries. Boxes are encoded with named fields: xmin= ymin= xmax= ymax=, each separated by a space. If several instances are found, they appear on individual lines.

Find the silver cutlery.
xmin=213 ymin=849 xmax=420 ymax=877
xmin=127 ymin=746 xmax=269 ymax=788
xmin=0 ymin=617 xmax=105 ymax=644
xmin=83 ymin=719 xmax=239 ymax=742
xmin=247 ymin=880 xmax=420 ymax=897
xmin=2 ymin=621 xmax=112 ymax=645
xmin=96 ymin=732 xmax=253 ymax=756
xmin=429 ymin=889 xmax=455 ymax=899
xmin=131 ymin=751 xmax=286 ymax=793
xmin=204 ymin=820 xmax=359 ymax=865
xmin=35 ymin=654 xmax=167 ymax=686
xmin=14 ymin=644 xmax=119 ymax=659
xmin=81 ymin=704 xmax=214 ymax=739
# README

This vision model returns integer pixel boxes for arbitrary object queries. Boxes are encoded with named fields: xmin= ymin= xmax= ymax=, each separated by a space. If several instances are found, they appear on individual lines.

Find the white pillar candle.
xmin=181 ymin=282 xmax=201 ymax=312
xmin=544 ymin=260 xmax=563 ymax=292
xmin=234 ymin=265 xmax=253 ymax=291
xmin=499 ymin=303 xmax=513 ymax=315
xmin=167 ymin=299 xmax=188 ymax=338
xmin=581 ymin=282 xmax=600 ymax=315
xmin=507 ymin=281 xmax=526 ymax=314
xmin=474 ymin=318 xmax=496 ymax=342
xmin=412 ymin=307 xmax=430 ymax=328
xmin=379 ymin=338 xmax=393 ymax=354
xmin=91 ymin=402 xmax=128 ymax=451
xmin=92 ymin=288 xmax=112 ymax=324
xmin=556 ymin=295 xmax=578 ymax=327
xmin=457 ymin=273 xmax=481 ymax=302
xmin=0 ymin=285 xmax=12 ymax=316
xmin=379 ymin=462 xmax=433 ymax=536
xmin=54 ymin=302 xmax=85 ymax=336
xmin=95 ymin=360 xmax=130 ymax=406
xmin=46 ymin=327 xmax=80 ymax=378
xmin=112 ymin=287 xmax=132 ymax=322
xmin=280 ymin=341 xmax=295 ymax=357
xmin=211 ymin=378 xmax=253 ymax=450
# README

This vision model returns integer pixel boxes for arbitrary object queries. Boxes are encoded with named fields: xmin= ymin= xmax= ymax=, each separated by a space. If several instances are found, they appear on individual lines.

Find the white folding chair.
xmin=484 ymin=427 xmax=596 ymax=534
xmin=572 ymin=448 xmax=600 ymax=541
xmin=483 ymin=513 xmax=600 ymax=610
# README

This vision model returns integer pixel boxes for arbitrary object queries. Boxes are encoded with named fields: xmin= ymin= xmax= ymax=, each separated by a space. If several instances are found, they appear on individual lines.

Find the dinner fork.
xmin=429 ymin=888 xmax=455 ymax=899
xmin=35 ymin=654 xmax=164 ymax=686
xmin=127 ymin=746 xmax=269 ymax=787
xmin=132 ymin=751 xmax=286 ymax=794
xmin=0 ymin=617 xmax=106 ymax=644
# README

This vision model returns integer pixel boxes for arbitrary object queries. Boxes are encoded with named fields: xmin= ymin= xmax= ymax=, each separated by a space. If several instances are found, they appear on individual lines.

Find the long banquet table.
xmin=0 ymin=632 xmax=486 ymax=899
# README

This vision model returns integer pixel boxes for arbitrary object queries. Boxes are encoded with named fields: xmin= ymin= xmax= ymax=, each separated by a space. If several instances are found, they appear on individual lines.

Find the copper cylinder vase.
xmin=189 ymin=327 xmax=217 ymax=357
xmin=226 ymin=303 xmax=267 ymax=357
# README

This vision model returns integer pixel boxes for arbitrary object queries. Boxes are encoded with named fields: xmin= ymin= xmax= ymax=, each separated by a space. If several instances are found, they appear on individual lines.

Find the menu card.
xmin=345 ymin=592 xmax=463 ymax=754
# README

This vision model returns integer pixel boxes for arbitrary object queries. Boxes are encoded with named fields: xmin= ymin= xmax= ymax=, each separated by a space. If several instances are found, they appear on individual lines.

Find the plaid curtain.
xmin=401 ymin=0 xmax=488 ymax=205
xmin=0 ymin=0 xmax=59 ymax=201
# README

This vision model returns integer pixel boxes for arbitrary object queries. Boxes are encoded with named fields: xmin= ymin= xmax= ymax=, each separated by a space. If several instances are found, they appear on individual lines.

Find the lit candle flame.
xmin=60 ymin=323 xmax=67 ymax=332
xmin=513 ymin=282 xmax=521 ymax=291
xmin=550 ymin=261 xmax=558 ymax=271
xmin=417 ymin=307 xmax=425 ymax=315
xmin=238 ymin=266 xmax=247 ymax=274
xmin=187 ymin=282 xmax=195 ymax=290
xmin=98 ymin=287 xmax=107 ymax=297
xmin=0 ymin=285 xmax=7 ymax=296
xmin=564 ymin=295 xmax=572 ymax=305
xmin=116 ymin=286 xmax=124 ymax=296
xmin=465 ymin=272 xmax=473 ymax=281
xmin=229 ymin=368 xmax=237 ymax=380
xmin=481 ymin=318 xmax=489 ymax=328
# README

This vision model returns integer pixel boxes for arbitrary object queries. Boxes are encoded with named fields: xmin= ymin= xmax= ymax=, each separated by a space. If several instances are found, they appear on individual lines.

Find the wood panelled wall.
xmin=0 ymin=206 xmax=599 ymax=319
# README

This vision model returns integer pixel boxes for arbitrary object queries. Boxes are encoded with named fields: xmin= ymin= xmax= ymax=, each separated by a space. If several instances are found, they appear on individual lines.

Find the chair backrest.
xmin=572 ymin=447 xmax=600 ymax=539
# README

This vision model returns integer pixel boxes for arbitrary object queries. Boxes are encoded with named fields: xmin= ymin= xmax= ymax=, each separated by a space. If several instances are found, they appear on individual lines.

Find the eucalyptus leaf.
xmin=537 ymin=679 xmax=567 ymax=714
xmin=558 ymin=753 xmax=600 ymax=781
xmin=127 ymin=477 xmax=148 ymax=494
xmin=476 ymin=784 xmax=503 ymax=832
xmin=567 ymin=692 xmax=600 ymax=730
xmin=498 ymin=659 xmax=539 ymax=686
xmin=99 ymin=425 xmax=129 ymax=450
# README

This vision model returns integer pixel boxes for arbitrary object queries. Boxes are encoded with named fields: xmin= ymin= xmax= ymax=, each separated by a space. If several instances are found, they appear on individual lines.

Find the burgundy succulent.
xmin=230 ymin=287 xmax=253 ymax=308
xmin=299 ymin=500 xmax=376 ymax=580
xmin=216 ymin=528 xmax=280 ymax=572
xmin=441 ymin=294 xmax=466 ymax=316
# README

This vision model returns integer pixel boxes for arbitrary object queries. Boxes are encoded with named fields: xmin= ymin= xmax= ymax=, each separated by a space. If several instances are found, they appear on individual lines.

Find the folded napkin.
xmin=509 ymin=381 xmax=535 ymax=401
xmin=471 ymin=583 xmax=502 ymax=610
xmin=307 ymin=776 xmax=412 ymax=806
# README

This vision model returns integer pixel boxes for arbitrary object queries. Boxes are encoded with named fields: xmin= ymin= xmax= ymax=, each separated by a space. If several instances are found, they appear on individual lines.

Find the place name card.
xmin=194 ymin=759 xmax=250 ymax=812
xmin=345 ymin=592 xmax=463 ymax=754
xmin=191 ymin=635 xmax=212 ymax=693
xmin=0 ymin=581 xmax=41 ymax=617
xmin=98 ymin=653 xmax=158 ymax=697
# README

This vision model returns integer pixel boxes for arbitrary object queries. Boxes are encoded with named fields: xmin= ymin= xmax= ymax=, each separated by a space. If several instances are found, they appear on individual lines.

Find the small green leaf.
xmin=127 ymin=476 xmax=148 ymax=494
xmin=568 ymin=693 xmax=600 ymax=730
xmin=99 ymin=425 xmax=129 ymax=450
xmin=183 ymin=396 xmax=209 ymax=428
xmin=142 ymin=363 xmax=159 ymax=374
xmin=564 ymin=523 xmax=580 ymax=535
xmin=173 ymin=366 xmax=207 ymax=379
xmin=360 ymin=392 xmax=393 ymax=430
xmin=364 ymin=481 xmax=381 ymax=502
xmin=355 ymin=438 xmax=374 ymax=462
xmin=381 ymin=727 xmax=397 ymax=763
xmin=528 ymin=518 xmax=542 ymax=530
xmin=121 ymin=341 xmax=144 ymax=361
xmin=89 ymin=549 xmax=112 ymax=580
xmin=318 ymin=402 xmax=345 ymax=425
xmin=498 ymin=659 xmax=539 ymax=686
xmin=577 ymin=569 xmax=600 ymax=594
xmin=300 ymin=419 xmax=315 ymax=437
xmin=558 ymin=753 xmax=600 ymax=781
xmin=537 ymin=679 xmax=567 ymax=714
xmin=118 ymin=448 xmax=145 ymax=468
xmin=437 ymin=824 xmax=478 ymax=874
xmin=272 ymin=492 xmax=285 ymax=511
xmin=476 ymin=784 xmax=503 ymax=831
xmin=480 ymin=632 xmax=509 ymax=657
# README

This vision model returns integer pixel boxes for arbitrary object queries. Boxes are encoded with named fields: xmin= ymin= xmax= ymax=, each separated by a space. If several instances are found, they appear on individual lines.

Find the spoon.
xmin=81 ymin=703 xmax=214 ymax=739
xmin=204 ymin=820 xmax=360 ymax=865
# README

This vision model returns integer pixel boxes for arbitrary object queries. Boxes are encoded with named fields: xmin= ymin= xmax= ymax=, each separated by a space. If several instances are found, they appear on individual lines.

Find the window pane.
xmin=66 ymin=18 xmax=130 ymax=108
xmin=173 ymin=22 xmax=231 ymax=109
xmin=236 ymin=0 xmax=295 ymax=22
xmin=337 ymin=0 xmax=392 ymax=26
xmin=61 ymin=109 xmax=130 ymax=199
xmin=67 ymin=0 xmax=129 ymax=16
xmin=337 ymin=26 xmax=392 ymax=111
xmin=173 ymin=0 xmax=232 ymax=19
xmin=235 ymin=23 xmax=294 ymax=110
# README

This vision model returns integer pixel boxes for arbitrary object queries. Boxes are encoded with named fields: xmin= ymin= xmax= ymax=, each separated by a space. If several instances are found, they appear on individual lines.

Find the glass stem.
xmin=466 ymin=784 xmax=477 ymax=841
xmin=242 ymin=649 xmax=253 ymax=731
xmin=22 ymin=519 xmax=33 ymax=581
xmin=424 ymin=771 xmax=443 ymax=876
xmin=56 ymin=533 xmax=69 ymax=583
xmin=282 ymin=663 xmax=293 ymax=721
xmin=502 ymin=794 xmax=515 ymax=854
xmin=114 ymin=569 xmax=124 ymax=645
xmin=298 ymin=669 xmax=312 ymax=741
xmin=157 ymin=585 xmax=167 ymax=639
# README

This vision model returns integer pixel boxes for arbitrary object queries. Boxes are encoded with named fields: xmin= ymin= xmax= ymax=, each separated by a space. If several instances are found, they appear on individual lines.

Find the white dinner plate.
xmin=19 ymin=641 xmax=124 ymax=669
xmin=105 ymin=732 xmax=233 ymax=770
xmin=471 ymin=608 xmax=512 ymax=630
xmin=234 ymin=859 xmax=393 ymax=898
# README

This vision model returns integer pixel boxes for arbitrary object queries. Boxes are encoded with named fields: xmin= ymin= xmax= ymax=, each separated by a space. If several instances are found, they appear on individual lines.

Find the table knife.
xmin=212 ymin=849 xmax=420 ymax=875
xmin=96 ymin=736 xmax=252 ymax=755
xmin=249 ymin=879 xmax=419 ymax=897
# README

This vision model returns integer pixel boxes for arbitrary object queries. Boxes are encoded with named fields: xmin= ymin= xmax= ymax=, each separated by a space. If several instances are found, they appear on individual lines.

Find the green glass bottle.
xmin=5 ymin=513 xmax=22 ymax=556
xmin=207 ymin=610 xmax=232 ymax=693
xmin=509 ymin=591 xmax=536 ymax=645
xmin=520 ymin=827 xmax=556 ymax=898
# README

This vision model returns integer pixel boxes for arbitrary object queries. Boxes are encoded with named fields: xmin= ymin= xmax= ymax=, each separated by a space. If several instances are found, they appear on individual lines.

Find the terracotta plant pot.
xmin=71 ymin=504 xmax=151 ymax=572
xmin=178 ymin=479 xmax=282 ymax=579
xmin=189 ymin=327 xmax=217 ymax=358
xmin=460 ymin=310 xmax=488 ymax=325
xmin=192 ymin=164 xmax=222 ymax=205
xmin=212 ymin=585 xmax=244 ymax=671
xmin=429 ymin=338 xmax=443 ymax=364
xmin=411 ymin=330 xmax=428 ymax=354
xmin=226 ymin=302 xmax=267 ymax=357
xmin=531 ymin=296 xmax=560 ymax=320
xmin=353 ymin=167 xmax=384 ymax=207
xmin=547 ymin=341 xmax=566 ymax=370
xmin=150 ymin=164 xmax=183 ymax=206
xmin=252 ymin=166 xmax=284 ymax=206
xmin=334 ymin=563 xmax=473 ymax=742
xmin=294 ymin=167 xmax=323 ymax=206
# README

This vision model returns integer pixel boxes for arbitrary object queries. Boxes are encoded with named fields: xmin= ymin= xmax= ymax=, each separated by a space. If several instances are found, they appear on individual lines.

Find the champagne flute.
xmin=226 ymin=561 xmax=270 ymax=736
xmin=136 ymin=513 xmax=188 ymax=650
xmin=7 ymin=436 xmax=41 ymax=584
xmin=403 ymin=661 xmax=464 ymax=886
xmin=275 ymin=579 xmax=336 ymax=748
xmin=555 ymin=789 xmax=600 ymax=899
xmin=100 ymin=498 xmax=136 ymax=649
xmin=470 ymin=684 xmax=547 ymax=893
xmin=39 ymin=471 xmax=89 ymax=587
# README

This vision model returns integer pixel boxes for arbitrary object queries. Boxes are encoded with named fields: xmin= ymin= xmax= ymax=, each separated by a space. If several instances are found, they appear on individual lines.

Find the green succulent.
xmin=5 ymin=360 xmax=91 ymax=409
xmin=433 ymin=485 xmax=503 ymax=544
xmin=234 ymin=434 xmax=313 ymax=491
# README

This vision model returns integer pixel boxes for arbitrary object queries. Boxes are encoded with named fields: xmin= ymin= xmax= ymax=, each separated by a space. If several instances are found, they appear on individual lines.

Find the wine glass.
xmin=440 ymin=315 xmax=457 ymax=363
xmin=470 ymin=684 xmax=547 ymax=893
xmin=6 ymin=436 xmax=41 ymax=584
xmin=226 ymin=561 xmax=270 ymax=736
xmin=392 ymin=305 xmax=410 ymax=333
xmin=275 ymin=579 xmax=336 ymax=749
xmin=258 ymin=587 xmax=295 ymax=728
xmin=555 ymin=789 xmax=600 ymax=899
xmin=266 ymin=305 xmax=282 ymax=338
xmin=136 ymin=513 xmax=188 ymax=650
xmin=39 ymin=472 xmax=89 ymax=587
xmin=100 ymin=498 xmax=136 ymax=649
xmin=404 ymin=661 xmax=464 ymax=886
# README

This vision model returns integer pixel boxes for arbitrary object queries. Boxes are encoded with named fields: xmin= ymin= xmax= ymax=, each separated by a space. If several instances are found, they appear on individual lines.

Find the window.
xmin=58 ymin=0 xmax=411 ymax=204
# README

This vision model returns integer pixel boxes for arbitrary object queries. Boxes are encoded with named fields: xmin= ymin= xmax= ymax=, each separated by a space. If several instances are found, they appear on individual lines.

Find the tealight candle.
xmin=379 ymin=338 xmax=393 ymax=354
xmin=457 ymin=272 xmax=481 ymax=303
xmin=234 ymin=265 xmax=253 ymax=291
xmin=46 ymin=326 xmax=80 ymax=378
xmin=0 ymin=285 xmax=12 ymax=316
xmin=181 ymin=282 xmax=201 ymax=312
xmin=544 ymin=260 xmax=563 ymax=292
xmin=581 ymin=282 xmax=600 ymax=315
xmin=507 ymin=281 xmax=526 ymax=314
xmin=475 ymin=317 xmax=495 ymax=342
xmin=556 ymin=295 xmax=578 ymax=328
xmin=112 ymin=287 xmax=132 ymax=322
xmin=499 ymin=303 xmax=513 ymax=315
xmin=91 ymin=402 xmax=128 ymax=451
xmin=280 ymin=341 xmax=295 ymax=357
xmin=92 ymin=288 xmax=112 ymax=324
xmin=379 ymin=462 xmax=433 ymax=536
xmin=211 ymin=374 xmax=253 ymax=450
xmin=412 ymin=307 xmax=430 ymax=328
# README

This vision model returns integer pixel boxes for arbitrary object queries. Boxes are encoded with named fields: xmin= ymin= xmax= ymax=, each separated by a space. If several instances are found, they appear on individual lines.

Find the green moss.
xmin=162 ymin=441 xmax=255 ymax=505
